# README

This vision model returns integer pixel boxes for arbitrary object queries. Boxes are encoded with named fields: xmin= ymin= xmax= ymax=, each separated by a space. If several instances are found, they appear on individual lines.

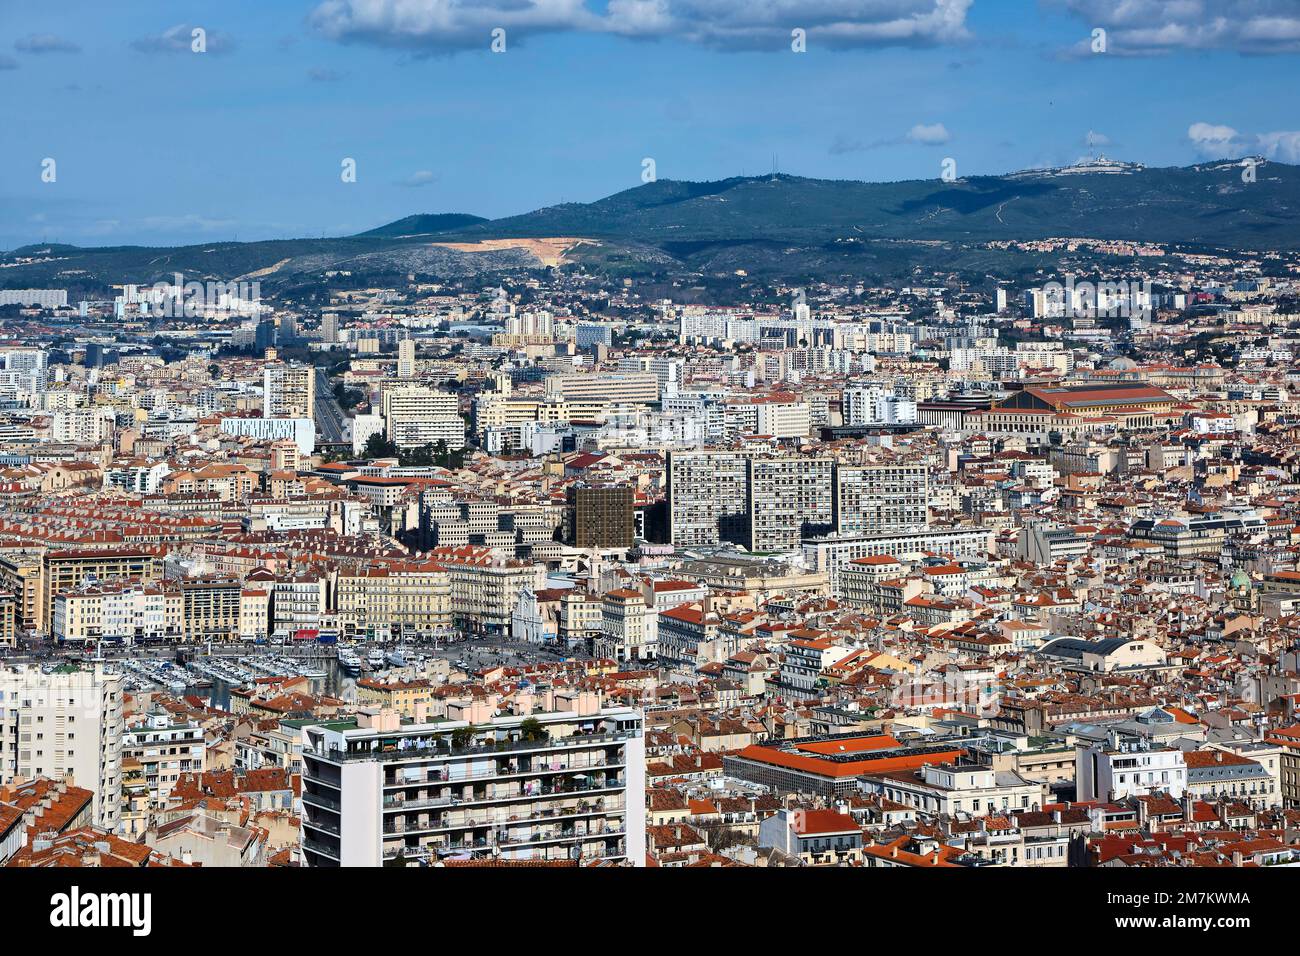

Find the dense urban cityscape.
xmin=2 ymin=226 xmax=1300 ymax=877
xmin=4 ymin=0 xmax=1298 ymax=938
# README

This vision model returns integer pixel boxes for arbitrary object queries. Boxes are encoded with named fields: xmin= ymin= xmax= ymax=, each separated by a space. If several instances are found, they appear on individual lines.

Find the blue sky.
xmin=2 ymin=0 xmax=1298 ymax=249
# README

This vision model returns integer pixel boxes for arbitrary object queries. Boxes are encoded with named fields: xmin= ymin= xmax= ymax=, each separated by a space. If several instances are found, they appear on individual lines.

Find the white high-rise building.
xmin=382 ymin=387 xmax=465 ymax=450
xmin=2 ymin=349 xmax=49 ymax=393
xmin=843 ymin=386 xmax=917 ymax=426
xmin=0 ymin=663 xmax=124 ymax=830
xmin=396 ymin=338 xmax=416 ymax=378
xmin=299 ymin=700 xmax=645 ymax=867
xmin=263 ymin=362 xmax=315 ymax=420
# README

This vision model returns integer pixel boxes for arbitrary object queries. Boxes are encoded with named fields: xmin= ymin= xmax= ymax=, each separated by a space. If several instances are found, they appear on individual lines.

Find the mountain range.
xmin=5 ymin=159 xmax=1296 ymax=291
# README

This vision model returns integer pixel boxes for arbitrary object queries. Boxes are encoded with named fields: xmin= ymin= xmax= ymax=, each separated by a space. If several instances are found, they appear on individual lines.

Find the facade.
xmin=1075 ymin=739 xmax=1188 ymax=801
xmin=430 ymin=546 xmax=546 ymax=634
xmin=41 ymin=549 xmax=165 ymax=636
xmin=833 ymin=463 xmax=929 ymax=535
xmin=335 ymin=562 xmax=452 ymax=642
xmin=746 ymin=456 xmax=834 ymax=553
xmin=263 ymin=362 xmax=315 ymax=420
xmin=0 ymin=663 xmax=123 ymax=830
xmin=567 ymin=484 xmax=635 ymax=549
xmin=803 ymin=527 xmax=994 ymax=593
xmin=299 ymin=700 xmax=645 ymax=867
xmin=382 ymin=386 xmax=465 ymax=450
xmin=121 ymin=710 xmax=206 ymax=805
xmin=666 ymin=450 xmax=751 ymax=548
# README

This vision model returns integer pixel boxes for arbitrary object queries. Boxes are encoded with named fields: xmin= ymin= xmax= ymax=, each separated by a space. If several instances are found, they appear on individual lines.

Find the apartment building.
xmin=335 ymin=561 xmax=452 ymax=642
xmin=559 ymin=590 xmax=604 ymax=648
xmin=833 ymin=463 xmax=929 ymax=535
xmin=382 ymin=386 xmax=465 ymax=450
xmin=802 ymin=527 xmax=994 ymax=593
xmin=599 ymin=588 xmax=652 ymax=662
xmin=666 ymin=449 xmax=751 ymax=548
xmin=0 ymin=594 xmax=14 ymax=650
xmin=299 ymin=697 xmax=645 ymax=867
xmin=428 ymin=546 xmax=546 ymax=635
xmin=746 ymin=456 xmax=834 ymax=552
xmin=271 ymin=575 xmax=330 ymax=637
xmin=263 ymin=361 xmax=315 ymax=419
xmin=860 ymin=758 xmax=1046 ymax=818
xmin=1075 ymin=737 xmax=1188 ymax=802
xmin=181 ymin=577 xmax=244 ymax=642
xmin=121 ymin=710 xmax=206 ymax=805
xmin=52 ymin=582 xmax=181 ymax=644
xmin=0 ymin=550 xmax=42 ymax=634
xmin=0 ymin=663 xmax=123 ymax=829
xmin=544 ymin=372 xmax=659 ymax=405
xmin=41 ymin=548 xmax=165 ymax=635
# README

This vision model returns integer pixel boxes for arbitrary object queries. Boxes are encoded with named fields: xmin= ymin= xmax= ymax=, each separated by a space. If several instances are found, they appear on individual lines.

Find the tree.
xmin=363 ymin=433 xmax=399 ymax=459
xmin=450 ymin=726 xmax=478 ymax=750
xmin=518 ymin=717 xmax=547 ymax=743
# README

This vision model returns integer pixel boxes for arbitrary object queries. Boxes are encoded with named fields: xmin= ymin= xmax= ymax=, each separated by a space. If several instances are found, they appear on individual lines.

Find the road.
xmin=314 ymin=369 xmax=349 ymax=445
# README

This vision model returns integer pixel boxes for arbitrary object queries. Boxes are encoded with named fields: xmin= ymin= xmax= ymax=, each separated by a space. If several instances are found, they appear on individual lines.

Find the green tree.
xmin=518 ymin=717 xmax=547 ymax=743
xmin=363 ymin=433 xmax=399 ymax=459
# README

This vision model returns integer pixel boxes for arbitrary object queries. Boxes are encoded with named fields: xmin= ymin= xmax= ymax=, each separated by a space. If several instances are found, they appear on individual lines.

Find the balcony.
xmin=383 ymin=801 xmax=624 ymax=837
xmin=302 ymin=790 xmax=341 ymax=811
xmin=302 ymin=838 xmax=340 ymax=860
xmin=383 ymin=777 xmax=626 ymax=813
xmin=302 ymin=815 xmax=340 ymax=835
xmin=382 ymin=754 xmax=621 ymax=789
xmin=305 ymin=730 xmax=633 ymax=766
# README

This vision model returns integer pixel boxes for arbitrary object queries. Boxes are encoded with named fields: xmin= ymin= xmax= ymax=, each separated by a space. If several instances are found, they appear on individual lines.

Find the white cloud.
xmin=1188 ymin=122 xmax=1251 ymax=159
xmin=1056 ymin=0 xmax=1300 ymax=55
xmin=398 ymin=170 xmax=439 ymax=187
xmin=1256 ymin=131 xmax=1300 ymax=164
xmin=830 ymin=120 xmax=951 ymax=154
xmin=309 ymin=0 xmax=972 ymax=52
xmin=906 ymin=122 xmax=950 ymax=145
xmin=1187 ymin=122 xmax=1300 ymax=163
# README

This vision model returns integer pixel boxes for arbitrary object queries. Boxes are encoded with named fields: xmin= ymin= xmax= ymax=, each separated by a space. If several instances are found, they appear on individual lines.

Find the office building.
xmin=567 ymin=485 xmax=636 ymax=549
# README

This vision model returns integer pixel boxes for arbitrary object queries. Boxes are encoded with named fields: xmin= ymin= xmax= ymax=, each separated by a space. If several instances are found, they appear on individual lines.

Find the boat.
xmin=367 ymin=648 xmax=387 ymax=669
xmin=338 ymin=649 xmax=362 ymax=675
xmin=386 ymin=647 xmax=408 ymax=668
